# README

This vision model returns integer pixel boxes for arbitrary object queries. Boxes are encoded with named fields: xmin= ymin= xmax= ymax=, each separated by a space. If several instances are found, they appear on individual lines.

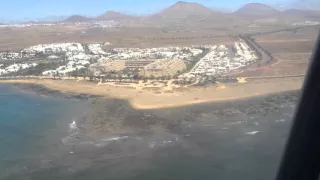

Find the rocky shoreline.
xmin=2 ymin=82 xmax=302 ymax=179
xmin=66 ymin=89 xmax=301 ymax=142
xmin=5 ymin=81 xmax=302 ymax=143
xmin=12 ymin=83 xmax=102 ymax=100
xmin=10 ymin=82 xmax=302 ymax=137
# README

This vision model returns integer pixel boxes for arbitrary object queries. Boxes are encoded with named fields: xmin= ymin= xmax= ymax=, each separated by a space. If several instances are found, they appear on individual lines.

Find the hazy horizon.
xmin=0 ymin=0 xmax=319 ymax=22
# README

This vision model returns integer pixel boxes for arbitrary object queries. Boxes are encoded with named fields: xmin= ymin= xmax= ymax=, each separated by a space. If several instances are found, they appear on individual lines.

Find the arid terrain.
xmin=0 ymin=4 xmax=318 ymax=108
xmin=0 ymin=1 xmax=318 ymax=110
xmin=1 ymin=1 xmax=319 ymax=51
xmin=232 ymin=25 xmax=319 ymax=77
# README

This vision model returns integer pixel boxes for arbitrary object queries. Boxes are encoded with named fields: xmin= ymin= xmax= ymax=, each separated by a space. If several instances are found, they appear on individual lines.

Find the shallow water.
xmin=0 ymin=84 xmax=86 ymax=179
xmin=0 ymin=84 xmax=299 ymax=180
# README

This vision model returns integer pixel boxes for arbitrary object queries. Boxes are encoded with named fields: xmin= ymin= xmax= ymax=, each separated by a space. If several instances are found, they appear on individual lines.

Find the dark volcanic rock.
xmin=13 ymin=83 xmax=101 ymax=100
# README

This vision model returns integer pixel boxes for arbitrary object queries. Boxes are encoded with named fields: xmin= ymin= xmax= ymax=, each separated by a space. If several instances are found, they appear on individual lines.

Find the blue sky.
xmin=0 ymin=0 xmax=296 ymax=21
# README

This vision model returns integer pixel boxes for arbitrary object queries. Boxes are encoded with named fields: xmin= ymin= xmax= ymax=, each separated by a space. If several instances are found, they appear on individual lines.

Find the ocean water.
xmin=0 ymin=84 xmax=85 ymax=179
xmin=0 ymin=84 xmax=298 ymax=180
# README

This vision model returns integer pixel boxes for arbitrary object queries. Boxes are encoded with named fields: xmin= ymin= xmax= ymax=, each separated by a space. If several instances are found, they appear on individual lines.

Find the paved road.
xmin=244 ymin=74 xmax=305 ymax=80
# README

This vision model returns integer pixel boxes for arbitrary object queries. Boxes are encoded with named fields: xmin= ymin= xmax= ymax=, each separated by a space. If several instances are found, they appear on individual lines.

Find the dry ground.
xmin=255 ymin=25 xmax=320 ymax=41
xmin=236 ymin=52 xmax=311 ymax=77
xmin=257 ymin=41 xmax=316 ymax=54
xmin=236 ymin=26 xmax=318 ymax=77
xmin=0 ymin=25 xmax=235 ymax=51
xmin=0 ymin=24 xmax=316 ymax=79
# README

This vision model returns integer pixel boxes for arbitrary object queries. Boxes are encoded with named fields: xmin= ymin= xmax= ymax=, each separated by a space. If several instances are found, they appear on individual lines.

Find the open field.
xmin=254 ymin=26 xmax=319 ymax=54
xmin=103 ymin=35 xmax=234 ymax=49
xmin=2 ymin=22 xmax=303 ymax=51
xmin=234 ymin=26 xmax=318 ymax=77
xmin=234 ymin=53 xmax=310 ymax=77
xmin=254 ymin=25 xmax=320 ymax=41
xmin=0 ymin=26 xmax=235 ymax=51
xmin=235 ymin=52 xmax=311 ymax=77
xmin=235 ymin=62 xmax=308 ymax=77
xmin=0 ymin=26 xmax=91 ymax=51
xmin=273 ymin=52 xmax=312 ymax=61
xmin=257 ymin=41 xmax=316 ymax=54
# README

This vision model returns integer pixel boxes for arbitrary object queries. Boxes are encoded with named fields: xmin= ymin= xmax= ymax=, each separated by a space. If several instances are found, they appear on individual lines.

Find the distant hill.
xmin=145 ymin=1 xmax=217 ymax=25
xmin=157 ymin=1 xmax=214 ymax=18
xmin=63 ymin=15 xmax=92 ymax=22
xmin=281 ymin=9 xmax=320 ymax=20
xmin=235 ymin=3 xmax=279 ymax=17
xmin=24 ymin=20 xmax=51 ymax=24
xmin=96 ymin=11 xmax=137 ymax=21
xmin=9 ymin=1 xmax=320 ymax=26
xmin=288 ymin=0 xmax=320 ymax=11
xmin=36 ymin=15 xmax=68 ymax=22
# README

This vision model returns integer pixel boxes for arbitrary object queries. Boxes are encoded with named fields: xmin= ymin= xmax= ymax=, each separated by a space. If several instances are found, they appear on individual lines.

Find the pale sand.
xmin=0 ymin=77 xmax=304 ymax=110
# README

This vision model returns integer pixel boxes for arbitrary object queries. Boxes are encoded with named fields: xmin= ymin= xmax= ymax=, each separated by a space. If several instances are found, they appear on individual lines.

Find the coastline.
xmin=0 ymin=79 xmax=301 ymax=179
xmin=0 ymin=77 xmax=304 ymax=110
xmin=12 ymin=83 xmax=102 ymax=100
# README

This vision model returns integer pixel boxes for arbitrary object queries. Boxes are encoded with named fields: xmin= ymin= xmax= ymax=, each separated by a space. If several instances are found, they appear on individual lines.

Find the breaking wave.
xmin=61 ymin=119 xmax=80 ymax=145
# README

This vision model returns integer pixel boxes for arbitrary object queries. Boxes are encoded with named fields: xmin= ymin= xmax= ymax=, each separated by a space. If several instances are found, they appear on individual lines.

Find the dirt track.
xmin=256 ymin=39 xmax=315 ymax=43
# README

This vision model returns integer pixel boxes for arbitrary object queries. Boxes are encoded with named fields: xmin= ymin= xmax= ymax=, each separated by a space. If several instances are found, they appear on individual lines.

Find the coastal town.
xmin=0 ymin=20 xmax=120 ymax=29
xmin=0 ymin=37 xmax=264 ymax=86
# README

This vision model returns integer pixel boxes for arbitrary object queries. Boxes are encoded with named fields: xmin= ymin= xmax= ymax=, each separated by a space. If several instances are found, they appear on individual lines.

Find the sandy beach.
xmin=0 ymin=77 xmax=304 ymax=110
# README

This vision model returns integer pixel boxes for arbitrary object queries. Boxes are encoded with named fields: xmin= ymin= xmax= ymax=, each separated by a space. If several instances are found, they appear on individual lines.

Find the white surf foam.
xmin=246 ymin=131 xmax=260 ymax=135
xmin=69 ymin=121 xmax=78 ymax=130
xmin=61 ymin=120 xmax=80 ymax=145
xmin=275 ymin=119 xmax=286 ymax=123
xmin=101 ymin=136 xmax=129 ymax=142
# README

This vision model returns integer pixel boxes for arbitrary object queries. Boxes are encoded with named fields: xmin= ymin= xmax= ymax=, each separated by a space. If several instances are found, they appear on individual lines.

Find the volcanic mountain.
xmin=96 ymin=11 xmax=137 ymax=21
xmin=63 ymin=15 xmax=92 ymax=22
xmin=281 ymin=9 xmax=320 ymax=20
xmin=157 ymin=1 xmax=214 ymax=18
xmin=235 ymin=3 xmax=279 ymax=17
xmin=144 ymin=1 xmax=219 ymax=26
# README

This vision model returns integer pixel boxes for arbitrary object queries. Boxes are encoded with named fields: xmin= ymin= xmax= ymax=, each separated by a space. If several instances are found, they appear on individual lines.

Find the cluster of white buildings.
xmin=292 ymin=21 xmax=320 ymax=26
xmin=189 ymin=42 xmax=257 ymax=76
xmin=88 ymin=43 xmax=109 ymax=55
xmin=43 ymin=52 xmax=101 ymax=76
xmin=0 ymin=43 xmax=110 ymax=60
xmin=0 ymin=20 xmax=120 ymax=29
xmin=233 ymin=42 xmax=257 ymax=63
xmin=36 ymin=43 xmax=108 ymax=76
xmin=21 ymin=43 xmax=85 ymax=55
xmin=0 ymin=63 xmax=37 ymax=75
xmin=72 ymin=21 xmax=120 ymax=28
xmin=101 ymin=46 xmax=204 ymax=63
xmin=0 ymin=40 xmax=259 ymax=78
xmin=0 ymin=52 xmax=21 ymax=60
xmin=0 ymin=23 xmax=56 ymax=28
xmin=0 ymin=21 xmax=121 ymax=30
xmin=0 ymin=43 xmax=109 ymax=76
xmin=42 ymin=60 xmax=89 ymax=76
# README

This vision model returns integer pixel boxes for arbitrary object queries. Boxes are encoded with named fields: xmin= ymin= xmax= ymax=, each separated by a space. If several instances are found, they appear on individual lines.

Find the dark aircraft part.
xmin=276 ymin=32 xmax=320 ymax=180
